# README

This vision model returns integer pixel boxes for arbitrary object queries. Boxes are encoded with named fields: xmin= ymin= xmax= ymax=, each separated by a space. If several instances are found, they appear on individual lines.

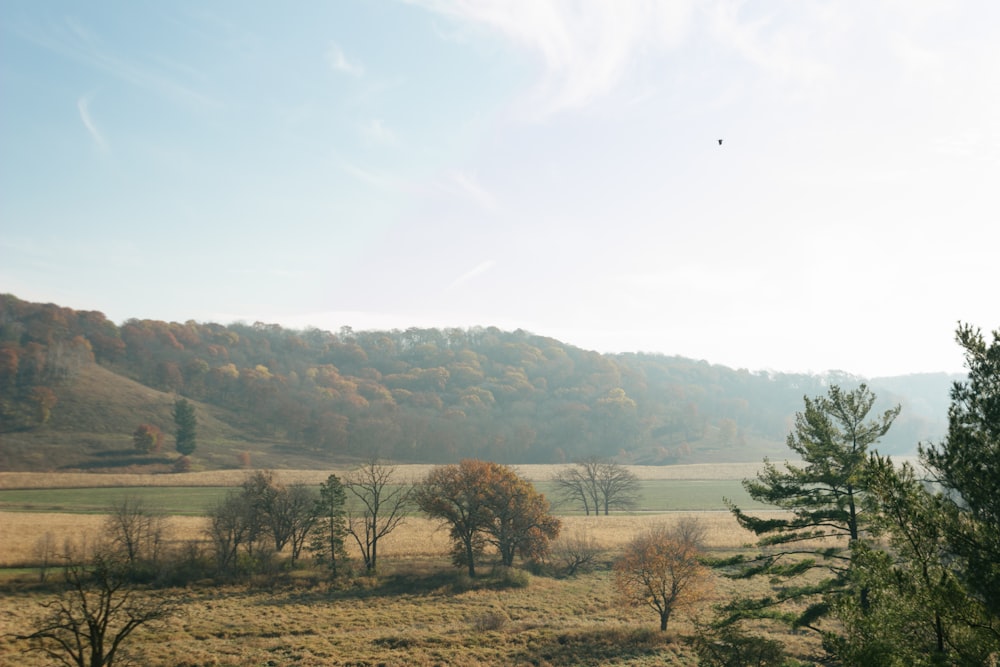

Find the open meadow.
xmin=0 ymin=464 xmax=774 ymax=567
xmin=0 ymin=465 xmax=828 ymax=665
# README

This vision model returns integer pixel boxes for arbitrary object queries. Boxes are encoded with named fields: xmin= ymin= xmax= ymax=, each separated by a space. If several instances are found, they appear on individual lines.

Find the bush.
xmin=172 ymin=456 xmax=192 ymax=473
xmin=491 ymin=566 xmax=531 ymax=589
xmin=471 ymin=610 xmax=508 ymax=632
xmin=551 ymin=528 xmax=604 ymax=577
xmin=154 ymin=541 xmax=212 ymax=587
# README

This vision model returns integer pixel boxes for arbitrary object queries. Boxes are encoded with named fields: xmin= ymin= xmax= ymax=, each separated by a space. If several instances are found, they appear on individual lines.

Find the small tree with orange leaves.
xmin=415 ymin=459 xmax=560 ymax=577
xmin=614 ymin=521 xmax=712 ymax=632
xmin=132 ymin=424 xmax=163 ymax=454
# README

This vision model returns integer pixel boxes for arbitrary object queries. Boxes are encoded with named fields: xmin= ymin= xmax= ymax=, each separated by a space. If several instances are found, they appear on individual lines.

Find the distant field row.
xmin=0 ymin=462 xmax=770 ymax=490
xmin=0 ymin=479 xmax=767 ymax=516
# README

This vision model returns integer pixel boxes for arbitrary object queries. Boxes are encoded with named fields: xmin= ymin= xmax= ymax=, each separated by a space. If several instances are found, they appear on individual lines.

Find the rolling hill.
xmin=0 ymin=294 xmax=960 ymax=472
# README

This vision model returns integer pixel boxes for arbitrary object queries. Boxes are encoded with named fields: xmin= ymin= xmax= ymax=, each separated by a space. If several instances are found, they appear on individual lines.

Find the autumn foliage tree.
xmin=481 ymin=466 xmax=561 ymax=568
xmin=415 ymin=460 xmax=560 ymax=577
xmin=614 ymin=521 xmax=712 ymax=632
xmin=6 ymin=293 xmax=933 ymax=468
xmin=414 ymin=460 xmax=491 ymax=577
xmin=30 ymin=386 xmax=58 ymax=425
xmin=132 ymin=424 xmax=163 ymax=454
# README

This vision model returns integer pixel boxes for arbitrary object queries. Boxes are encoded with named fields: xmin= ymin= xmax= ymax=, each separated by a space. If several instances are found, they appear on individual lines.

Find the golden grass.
xmin=0 ymin=510 xmax=776 ymax=568
xmin=0 ymin=467 xmax=836 ymax=666
xmin=0 ymin=462 xmax=769 ymax=490
xmin=1 ymin=567 xmax=707 ymax=666
xmin=0 ymin=548 xmax=827 ymax=666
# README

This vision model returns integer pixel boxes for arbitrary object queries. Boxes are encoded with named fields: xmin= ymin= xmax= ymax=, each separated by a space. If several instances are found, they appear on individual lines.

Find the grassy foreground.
xmin=0 ymin=467 xmax=821 ymax=665
xmin=0 ymin=561 xmax=782 ymax=667
xmin=0 ymin=516 xmax=817 ymax=667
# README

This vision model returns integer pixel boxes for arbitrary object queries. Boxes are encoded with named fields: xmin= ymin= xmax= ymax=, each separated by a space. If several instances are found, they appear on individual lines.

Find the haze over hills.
xmin=0 ymin=294 xmax=960 ymax=472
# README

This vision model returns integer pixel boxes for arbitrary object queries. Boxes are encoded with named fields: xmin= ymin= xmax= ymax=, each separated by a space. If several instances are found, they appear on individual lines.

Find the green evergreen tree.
xmin=832 ymin=456 xmax=965 ymax=666
xmin=720 ymin=384 xmax=899 ymax=631
xmin=309 ymin=474 xmax=348 ymax=577
xmin=832 ymin=326 xmax=1000 ymax=665
xmin=172 ymin=398 xmax=197 ymax=457
xmin=919 ymin=324 xmax=1000 ymax=652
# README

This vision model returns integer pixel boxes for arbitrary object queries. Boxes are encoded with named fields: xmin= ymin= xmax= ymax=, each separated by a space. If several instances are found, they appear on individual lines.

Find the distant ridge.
xmin=0 ymin=294 xmax=955 ymax=472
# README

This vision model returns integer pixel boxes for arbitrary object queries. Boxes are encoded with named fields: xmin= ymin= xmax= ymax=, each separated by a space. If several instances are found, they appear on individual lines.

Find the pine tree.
xmin=920 ymin=324 xmax=1000 ymax=650
xmin=309 ymin=474 xmax=348 ymax=577
xmin=720 ymin=384 xmax=899 ymax=630
xmin=832 ymin=455 xmax=961 ymax=665
xmin=833 ymin=325 xmax=1000 ymax=664
xmin=172 ymin=398 xmax=197 ymax=457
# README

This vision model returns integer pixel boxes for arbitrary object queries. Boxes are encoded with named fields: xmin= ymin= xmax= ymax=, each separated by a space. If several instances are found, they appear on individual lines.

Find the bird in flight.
xmin=718 ymin=139 xmax=723 ymax=145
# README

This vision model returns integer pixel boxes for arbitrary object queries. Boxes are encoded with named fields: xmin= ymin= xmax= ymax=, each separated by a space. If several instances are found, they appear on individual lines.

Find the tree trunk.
xmin=466 ymin=539 xmax=476 ymax=578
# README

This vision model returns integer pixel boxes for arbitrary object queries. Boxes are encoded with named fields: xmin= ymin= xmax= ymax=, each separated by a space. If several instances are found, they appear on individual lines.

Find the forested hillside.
xmin=0 ymin=294 xmax=953 ymax=471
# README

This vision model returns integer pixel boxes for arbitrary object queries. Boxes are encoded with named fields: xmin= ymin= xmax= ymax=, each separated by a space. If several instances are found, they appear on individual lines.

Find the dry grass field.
xmin=1 ymin=562 xmax=789 ymax=667
xmin=0 ymin=511 xmax=769 ymax=568
xmin=0 ymin=510 xmax=827 ymax=666
xmin=0 ymin=468 xmax=830 ymax=665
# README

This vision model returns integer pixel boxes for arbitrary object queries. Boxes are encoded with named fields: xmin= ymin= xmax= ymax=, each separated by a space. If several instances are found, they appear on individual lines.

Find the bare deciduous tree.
xmin=239 ymin=470 xmax=276 ymax=558
xmin=34 ymin=531 xmax=56 ymax=583
xmin=555 ymin=458 xmax=640 ymax=516
xmin=103 ymin=496 xmax=168 ymax=572
xmin=345 ymin=458 xmax=411 ymax=573
xmin=269 ymin=482 xmax=318 ymax=564
xmin=551 ymin=527 xmax=604 ymax=577
xmin=207 ymin=492 xmax=251 ymax=575
xmin=16 ymin=554 xmax=173 ymax=667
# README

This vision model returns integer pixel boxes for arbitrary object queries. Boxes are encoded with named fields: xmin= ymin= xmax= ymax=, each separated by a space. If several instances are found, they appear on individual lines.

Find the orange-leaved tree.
xmin=132 ymin=424 xmax=163 ymax=454
xmin=614 ymin=521 xmax=713 ymax=632
xmin=481 ymin=463 xmax=561 ymax=568
xmin=415 ymin=459 xmax=560 ymax=577
xmin=414 ymin=460 xmax=492 ymax=577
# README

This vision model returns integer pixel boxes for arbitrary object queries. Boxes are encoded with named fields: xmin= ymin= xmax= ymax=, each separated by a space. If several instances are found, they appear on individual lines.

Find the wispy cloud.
xmin=76 ymin=94 xmax=108 ymax=152
xmin=414 ymin=0 xmax=693 ymax=118
xmin=361 ymin=118 xmax=396 ymax=145
xmin=327 ymin=42 xmax=365 ymax=77
xmin=442 ymin=170 xmax=497 ymax=211
xmin=19 ymin=17 xmax=218 ymax=110
xmin=707 ymin=2 xmax=833 ymax=93
xmin=337 ymin=160 xmax=415 ymax=195
xmin=448 ymin=259 xmax=498 ymax=291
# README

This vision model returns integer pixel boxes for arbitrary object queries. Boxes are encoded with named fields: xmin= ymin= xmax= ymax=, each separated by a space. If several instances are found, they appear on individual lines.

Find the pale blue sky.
xmin=2 ymin=1 xmax=997 ymax=376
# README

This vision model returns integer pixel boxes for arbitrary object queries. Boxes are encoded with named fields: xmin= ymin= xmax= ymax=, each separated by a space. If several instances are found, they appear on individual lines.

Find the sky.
xmin=2 ymin=1 xmax=997 ymax=378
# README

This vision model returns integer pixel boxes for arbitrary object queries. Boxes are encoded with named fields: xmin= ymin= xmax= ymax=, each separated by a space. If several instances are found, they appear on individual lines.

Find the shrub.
xmin=471 ymin=610 xmax=508 ymax=632
xmin=491 ymin=566 xmax=531 ymax=589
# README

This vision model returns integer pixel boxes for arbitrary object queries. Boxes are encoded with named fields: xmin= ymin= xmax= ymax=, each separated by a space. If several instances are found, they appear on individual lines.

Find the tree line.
xmin=0 ymin=293 xmax=943 ymax=466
